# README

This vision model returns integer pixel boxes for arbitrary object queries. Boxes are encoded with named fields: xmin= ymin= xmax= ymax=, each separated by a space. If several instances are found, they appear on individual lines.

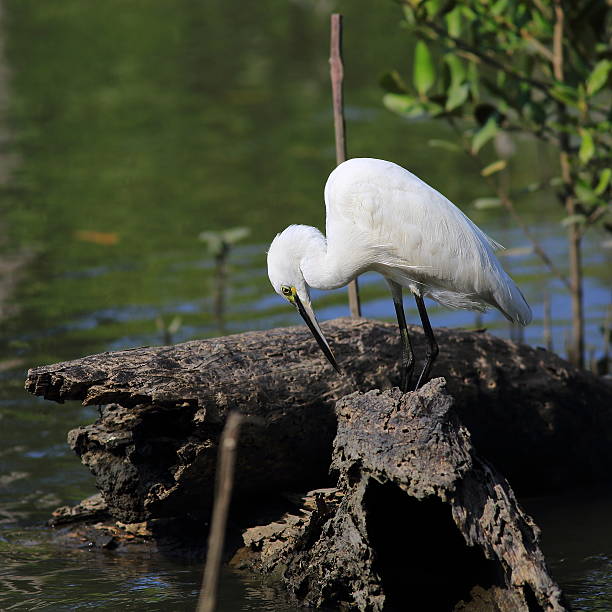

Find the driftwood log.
xmin=26 ymin=318 xmax=612 ymax=529
xmin=233 ymin=379 xmax=567 ymax=611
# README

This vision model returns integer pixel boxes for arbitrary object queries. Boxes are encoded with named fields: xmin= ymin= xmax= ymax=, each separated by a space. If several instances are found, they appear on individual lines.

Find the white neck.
xmin=298 ymin=226 xmax=357 ymax=290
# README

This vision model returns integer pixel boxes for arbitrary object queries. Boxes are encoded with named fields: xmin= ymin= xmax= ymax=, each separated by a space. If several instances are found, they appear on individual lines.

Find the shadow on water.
xmin=523 ymin=490 xmax=612 ymax=612
xmin=0 ymin=0 xmax=610 ymax=610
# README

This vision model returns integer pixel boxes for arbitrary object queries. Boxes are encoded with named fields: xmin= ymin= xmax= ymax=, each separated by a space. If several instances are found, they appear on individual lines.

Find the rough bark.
xmin=236 ymin=380 xmax=567 ymax=611
xmin=25 ymin=318 xmax=612 ymax=527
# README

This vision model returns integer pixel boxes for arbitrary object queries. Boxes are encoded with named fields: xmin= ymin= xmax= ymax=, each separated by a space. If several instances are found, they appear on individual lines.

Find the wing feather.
xmin=324 ymin=158 xmax=531 ymax=324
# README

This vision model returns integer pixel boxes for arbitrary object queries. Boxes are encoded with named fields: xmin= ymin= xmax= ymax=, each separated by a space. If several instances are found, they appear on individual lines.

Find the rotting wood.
xmin=236 ymin=379 xmax=568 ymax=611
xmin=26 ymin=318 xmax=612 ymax=527
xmin=27 ymin=318 xmax=607 ymax=608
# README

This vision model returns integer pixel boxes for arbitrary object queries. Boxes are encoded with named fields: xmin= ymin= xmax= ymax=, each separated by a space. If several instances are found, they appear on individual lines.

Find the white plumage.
xmin=267 ymin=157 xmax=532 ymax=389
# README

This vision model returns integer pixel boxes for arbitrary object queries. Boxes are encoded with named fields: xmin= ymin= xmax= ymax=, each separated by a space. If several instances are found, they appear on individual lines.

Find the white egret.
xmin=267 ymin=158 xmax=532 ymax=391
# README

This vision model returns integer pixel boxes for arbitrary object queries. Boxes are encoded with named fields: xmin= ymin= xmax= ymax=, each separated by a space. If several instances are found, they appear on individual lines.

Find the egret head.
xmin=267 ymin=226 xmax=341 ymax=373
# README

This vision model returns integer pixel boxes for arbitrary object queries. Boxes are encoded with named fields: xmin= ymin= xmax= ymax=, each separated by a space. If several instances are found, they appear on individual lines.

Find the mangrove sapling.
xmin=199 ymin=227 xmax=250 ymax=334
xmin=382 ymin=0 xmax=611 ymax=367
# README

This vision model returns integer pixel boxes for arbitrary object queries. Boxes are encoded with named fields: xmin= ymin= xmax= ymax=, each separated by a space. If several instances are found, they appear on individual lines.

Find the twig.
xmin=213 ymin=242 xmax=229 ymax=335
xmin=543 ymin=290 xmax=553 ymax=351
xmin=495 ymin=188 xmax=570 ymax=291
xmin=330 ymin=14 xmax=361 ymax=318
xmin=518 ymin=27 xmax=555 ymax=63
xmin=584 ymin=204 xmax=610 ymax=229
xmin=330 ymin=15 xmax=347 ymax=169
xmin=553 ymin=0 xmax=584 ymax=367
xmin=602 ymin=300 xmax=611 ymax=375
xmin=197 ymin=411 xmax=243 ymax=612
xmin=529 ymin=0 xmax=551 ymax=20
xmin=552 ymin=0 xmax=563 ymax=81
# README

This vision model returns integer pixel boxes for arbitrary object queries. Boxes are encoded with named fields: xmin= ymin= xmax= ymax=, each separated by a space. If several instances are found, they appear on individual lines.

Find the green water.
xmin=0 ymin=0 xmax=610 ymax=609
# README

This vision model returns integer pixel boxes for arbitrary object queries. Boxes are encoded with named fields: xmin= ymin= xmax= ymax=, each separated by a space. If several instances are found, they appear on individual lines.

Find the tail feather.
xmin=492 ymin=273 xmax=532 ymax=326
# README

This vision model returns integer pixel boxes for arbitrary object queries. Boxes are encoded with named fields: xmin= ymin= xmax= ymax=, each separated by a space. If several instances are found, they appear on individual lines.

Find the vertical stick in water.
xmin=330 ymin=14 xmax=361 ymax=318
xmin=602 ymin=300 xmax=611 ymax=375
xmin=213 ymin=242 xmax=229 ymax=335
xmin=197 ymin=411 xmax=242 ymax=612
xmin=543 ymin=290 xmax=553 ymax=351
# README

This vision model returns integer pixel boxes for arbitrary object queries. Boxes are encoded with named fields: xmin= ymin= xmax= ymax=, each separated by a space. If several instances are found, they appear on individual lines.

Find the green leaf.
xmin=472 ymin=117 xmax=499 ymax=154
xmin=594 ymin=168 xmax=611 ymax=196
xmin=595 ymin=120 xmax=611 ymax=133
xmin=423 ymin=100 xmax=446 ymax=116
xmin=424 ymin=0 xmax=442 ymax=18
xmin=383 ymin=93 xmax=425 ymax=117
xmin=199 ymin=226 xmax=250 ymax=255
xmin=549 ymin=176 xmax=564 ymax=188
xmin=222 ymin=227 xmax=251 ymax=244
xmin=575 ymin=180 xmax=599 ymax=206
xmin=444 ymin=54 xmax=465 ymax=88
xmin=445 ymin=6 xmax=462 ymax=37
xmin=198 ymin=232 xmax=222 ymax=255
xmin=532 ymin=11 xmax=553 ymax=37
xmin=560 ymin=214 xmax=587 ymax=227
xmin=578 ymin=129 xmax=595 ymax=164
xmin=167 ymin=316 xmax=182 ymax=334
xmin=461 ymin=5 xmax=477 ymax=20
xmin=413 ymin=40 xmax=435 ymax=96
xmin=428 ymin=139 xmax=461 ymax=152
xmin=520 ymin=182 xmax=543 ymax=194
xmin=473 ymin=197 xmax=502 ymax=209
xmin=481 ymin=160 xmax=507 ymax=177
xmin=577 ymin=84 xmax=588 ymax=114
xmin=491 ymin=0 xmax=510 ymax=16
xmin=467 ymin=62 xmax=479 ymax=101
xmin=445 ymin=82 xmax=469 ymax=111
xmin=586 ymin=59 xmax=611 ymax=96
xmin=402 ymin=5 xmax=416 ymax=25
xmin=550 ymin=83 xmax=579 ymax=108
xmin=380 ymin=70 xmax=408 ymax=94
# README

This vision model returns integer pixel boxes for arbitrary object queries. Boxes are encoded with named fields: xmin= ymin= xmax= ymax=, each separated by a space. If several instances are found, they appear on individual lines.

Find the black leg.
xmin=414 ymin=293 xmax=439 ymax=390
xmin=388 ymin=281 xmax=415 ymax=392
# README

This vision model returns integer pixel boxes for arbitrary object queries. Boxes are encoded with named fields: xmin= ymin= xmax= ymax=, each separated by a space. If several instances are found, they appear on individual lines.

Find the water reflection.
xmin=0 ymin=524 xmax=306 ymax=611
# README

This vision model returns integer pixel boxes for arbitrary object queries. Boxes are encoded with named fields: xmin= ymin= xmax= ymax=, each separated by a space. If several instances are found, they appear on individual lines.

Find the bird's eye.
xmin=281 ymin=286 xmax=292 ymax=296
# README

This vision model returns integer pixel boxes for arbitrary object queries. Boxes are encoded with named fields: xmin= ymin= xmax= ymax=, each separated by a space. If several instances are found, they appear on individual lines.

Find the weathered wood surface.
xmin=235 ymin=380 xmax=567 ymax=611
xmin=26 ymin=317 xmax=612 ymax=525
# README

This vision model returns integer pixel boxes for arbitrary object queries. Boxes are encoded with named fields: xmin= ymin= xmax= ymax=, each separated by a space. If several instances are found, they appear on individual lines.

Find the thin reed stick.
xmin=543 ymin=290 xmax=553 ymax=351
xmin=197 ymin=411 xmax=243 ymax=612
xmin=330 ymin=14 xmax=361 ymax=318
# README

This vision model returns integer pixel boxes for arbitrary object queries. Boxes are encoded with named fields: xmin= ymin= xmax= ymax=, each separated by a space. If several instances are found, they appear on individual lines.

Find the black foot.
xmin=400 ymin=363 xmax=414 ymax=393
